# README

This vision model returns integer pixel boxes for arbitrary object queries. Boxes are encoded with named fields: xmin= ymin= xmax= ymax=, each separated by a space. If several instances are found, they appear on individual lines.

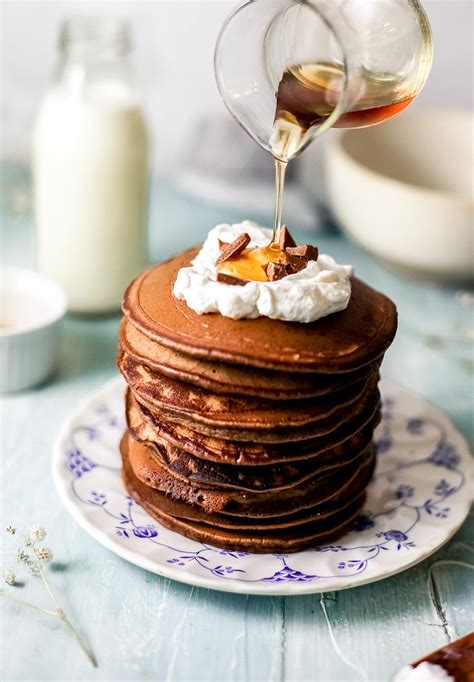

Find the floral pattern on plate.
xmin=53 ymin=378 xmax=473 ymax=595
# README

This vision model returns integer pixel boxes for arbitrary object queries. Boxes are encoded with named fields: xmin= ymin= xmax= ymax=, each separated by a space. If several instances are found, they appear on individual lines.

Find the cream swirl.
xmin=173 ymin=221 xmax=353 ymax=323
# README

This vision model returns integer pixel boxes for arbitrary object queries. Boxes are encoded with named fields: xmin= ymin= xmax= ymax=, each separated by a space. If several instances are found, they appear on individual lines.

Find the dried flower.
xmin=35 ymin=547 xmax=53 ymax=563
xmin=3 ymin=570 xmax=15 ymax=586
xmin=17 ymin=549 xmax=30 ymax=564
xmin=27 ymin=560 xmax=41 ymax=574
xmin=2 ymin=524 xmax=96 ymax=667
xmin=30 ymin=526 xmax=46 ymax=542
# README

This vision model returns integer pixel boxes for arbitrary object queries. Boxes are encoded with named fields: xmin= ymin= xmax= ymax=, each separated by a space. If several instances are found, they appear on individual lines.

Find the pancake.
xmin=126 ymin=392 xmax=378 ymax=491
xmin=127 ymin=387 xmax=381 ymax=464
xmin=118 ymin=243 xmax=397 ymax=552
xmin=121 ymin=436 xmax=366 ymax=553
xmin=122 ymin=247 xmax=397 ymax=373
xmin=125 ymin=432 xmax=376 ymax=517
xmin=119 ymin=317 xmax=374 ymax=400
xmin=171 ymin=494 xmax=367 ymax=531
xmin=123 ymin=435 xmax=368 ymax=529
xmin=130 ymin=418 xmax=375 ymax=493
xmin=119 ymin=351 xmax=379 ymax=440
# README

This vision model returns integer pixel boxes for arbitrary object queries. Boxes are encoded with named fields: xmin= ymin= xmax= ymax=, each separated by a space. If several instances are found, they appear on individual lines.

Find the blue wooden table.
xmin=1 ymin=164 xmax=472 ymax=681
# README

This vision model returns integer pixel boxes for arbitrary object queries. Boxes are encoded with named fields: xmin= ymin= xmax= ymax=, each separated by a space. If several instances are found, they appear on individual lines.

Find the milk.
xmin=33 ymin=81 xmax=149 ymax=313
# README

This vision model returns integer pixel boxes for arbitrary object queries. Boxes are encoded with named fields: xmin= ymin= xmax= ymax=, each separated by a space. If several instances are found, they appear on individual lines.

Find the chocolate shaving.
xmin=285 ymin=254 xmax=307 ymax=273
xmin=216 ymin=272 xmax=248 ymax=286
xmin=286 ymin=244 xmax=319 ymax=261
xmin=215 ymin=233 xmax=251 ymax=265
xmin=264 ymin=262 xmax=290 ymax=282
xmin=278 ymin=225 xmax=297 ymax=250
xmin=263 ymin=243 xmax=316 ymax=281
xmin=215 ymin=226 xmax=319 ymax=285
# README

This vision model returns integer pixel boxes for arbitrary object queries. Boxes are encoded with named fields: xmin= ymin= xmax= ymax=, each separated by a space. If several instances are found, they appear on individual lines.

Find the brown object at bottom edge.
xmin=412 ymin=632 xmax=474 ymax=682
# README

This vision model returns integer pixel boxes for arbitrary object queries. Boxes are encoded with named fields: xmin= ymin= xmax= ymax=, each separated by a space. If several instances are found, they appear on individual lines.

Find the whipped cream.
xmin=392 ymin=663 xmax=454 ymax=682
xmin=173 ymin=221 xmax=353 ymax=323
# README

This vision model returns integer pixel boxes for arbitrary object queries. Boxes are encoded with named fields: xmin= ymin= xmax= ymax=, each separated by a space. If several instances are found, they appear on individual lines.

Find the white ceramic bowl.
xmin=0 ymin=267 xmax=67 ymax=392
xmin=326 ymin=108 xmax=473 ymax=282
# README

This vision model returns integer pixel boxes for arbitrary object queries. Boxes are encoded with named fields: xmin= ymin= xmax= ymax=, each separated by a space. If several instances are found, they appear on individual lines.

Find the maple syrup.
xmin=217 ymin=243 xmax=286 ymax=282
xmin=271 ymin=61 xmax=415 ymax=162
xmin=269 ymin=61 xmax=417 ymax=242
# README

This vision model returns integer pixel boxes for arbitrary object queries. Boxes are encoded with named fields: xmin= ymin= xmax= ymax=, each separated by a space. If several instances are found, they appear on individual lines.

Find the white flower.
xmin=30 ymin=526 xmax=46 ymax=542
xmin=3 ymin=570 xmax=15 ymax=586
xmin=35 ymin=547 xmax=53 ymax=563
xmin=1 ymin=525 xmax=96 ymax=666
xmin=17 ymin=549 xmax=30 ymax=564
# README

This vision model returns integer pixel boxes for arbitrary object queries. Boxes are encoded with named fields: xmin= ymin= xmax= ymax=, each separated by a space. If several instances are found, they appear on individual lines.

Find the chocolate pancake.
xmin=123 ymin=435 xmax=367 ymax=529
xmin=118 ymin=243 xmax=397 ymax=552
xmin=125 ymin=432 xmax=375 ymax=517
xmin=133 ymin=420 xmax=375 ymax=493
xmin=122 ymin=247 xmax=397 ymax=373
xmin=119 ymin=318 xmax=373 ymax=400
xmin=121 ymin=438 xmax=366 ymax=553
xmin=127 ymin=381 xmax=380 ymax=459
xmin=170 ymin=494 xmax=367 ymax=531
xmin=126 ymin=392 xmax=377 ymax=491
xmin=119 ymin=351 xmax=379 ymax=440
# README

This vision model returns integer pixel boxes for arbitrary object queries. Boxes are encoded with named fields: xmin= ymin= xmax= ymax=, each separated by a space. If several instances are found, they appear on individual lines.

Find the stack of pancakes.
xmin=118 ymin=247 xmax=397 ymax=553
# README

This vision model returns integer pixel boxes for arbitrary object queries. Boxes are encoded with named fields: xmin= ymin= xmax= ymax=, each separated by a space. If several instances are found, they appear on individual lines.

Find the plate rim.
xmin=52 ymin=376 xmax=473 ymax=597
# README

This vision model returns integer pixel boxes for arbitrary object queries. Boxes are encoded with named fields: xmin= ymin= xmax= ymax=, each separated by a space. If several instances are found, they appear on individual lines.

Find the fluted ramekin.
xmin=0 ymin=267 xmax=67 ymax=392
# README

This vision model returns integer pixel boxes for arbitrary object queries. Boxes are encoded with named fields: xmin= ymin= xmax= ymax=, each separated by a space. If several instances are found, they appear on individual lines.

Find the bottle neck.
xmin=53 ymin=17 xmax=135 ymax=98
xmin=58 ymin=17 xmax=132 ymax=67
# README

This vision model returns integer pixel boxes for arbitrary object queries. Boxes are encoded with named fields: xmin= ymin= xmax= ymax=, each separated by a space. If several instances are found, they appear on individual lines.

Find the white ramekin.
xmin=0 ymin=267 xmax=67 ymax=392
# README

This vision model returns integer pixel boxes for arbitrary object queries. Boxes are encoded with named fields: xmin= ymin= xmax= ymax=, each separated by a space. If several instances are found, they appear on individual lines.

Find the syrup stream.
xmin=272 ymin=158 xmax=287 ymax=243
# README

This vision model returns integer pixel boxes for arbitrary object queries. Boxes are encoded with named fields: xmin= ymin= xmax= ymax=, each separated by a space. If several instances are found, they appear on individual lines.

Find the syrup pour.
xmin=269 ymin=60 xmax=417 ymax=243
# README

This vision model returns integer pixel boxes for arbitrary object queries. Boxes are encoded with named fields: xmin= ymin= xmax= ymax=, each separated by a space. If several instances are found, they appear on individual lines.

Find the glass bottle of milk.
xmin=33 ymin=18 xmax=149 ymax=313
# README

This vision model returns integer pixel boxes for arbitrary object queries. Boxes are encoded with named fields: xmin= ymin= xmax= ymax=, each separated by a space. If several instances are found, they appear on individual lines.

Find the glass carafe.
xmin=215 ymin=0 xmax=433 ymax=239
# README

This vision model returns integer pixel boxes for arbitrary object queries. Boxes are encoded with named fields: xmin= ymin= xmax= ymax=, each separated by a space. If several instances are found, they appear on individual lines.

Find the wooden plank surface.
xmin=1 ymin=169 xmax=472 ymax=682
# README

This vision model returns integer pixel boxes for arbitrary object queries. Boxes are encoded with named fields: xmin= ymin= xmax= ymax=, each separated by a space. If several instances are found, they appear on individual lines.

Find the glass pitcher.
xmin=215 ymin=0 xmax=433 ymax=163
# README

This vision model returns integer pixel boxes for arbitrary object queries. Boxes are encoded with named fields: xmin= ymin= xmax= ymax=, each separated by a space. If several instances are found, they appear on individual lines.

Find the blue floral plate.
xmin=53 ymin=377 xmax=473 ymax=595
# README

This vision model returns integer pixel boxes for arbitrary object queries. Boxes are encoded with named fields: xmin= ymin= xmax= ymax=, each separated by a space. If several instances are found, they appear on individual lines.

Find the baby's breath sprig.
xmin=1 ymin=525 xmax=97 ymax=667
